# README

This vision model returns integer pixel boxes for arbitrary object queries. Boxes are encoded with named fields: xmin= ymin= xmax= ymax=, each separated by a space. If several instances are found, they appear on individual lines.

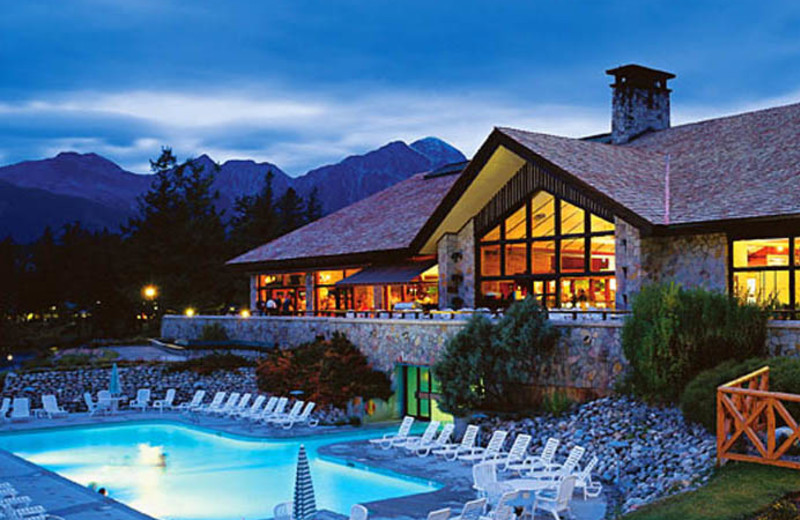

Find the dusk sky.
xmin=2 ymin=1 xmax=800 ymax=175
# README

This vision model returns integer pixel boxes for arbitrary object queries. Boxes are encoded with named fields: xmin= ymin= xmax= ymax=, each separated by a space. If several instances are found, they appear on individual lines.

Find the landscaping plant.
xmin=434 ymin=297 xmax=559 ymax=415
xmin=622 ymin=283 xmax=768 ymax=403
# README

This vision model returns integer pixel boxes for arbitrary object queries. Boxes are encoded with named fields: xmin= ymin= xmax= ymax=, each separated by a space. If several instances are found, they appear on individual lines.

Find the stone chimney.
xmin=607 ymin=64 xmax=675 ymax=144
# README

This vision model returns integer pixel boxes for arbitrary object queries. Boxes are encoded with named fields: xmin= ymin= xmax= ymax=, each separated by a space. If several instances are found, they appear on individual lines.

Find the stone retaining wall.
xmin=161 ymin=315 xmax=800 ymax=395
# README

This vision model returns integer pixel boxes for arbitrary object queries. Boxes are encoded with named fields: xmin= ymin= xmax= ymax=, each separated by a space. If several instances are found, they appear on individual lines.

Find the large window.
xmin=731 ymin=237 xmax=798 ymax=313
xmin=477 ymin=190 xmax=616 ymax=309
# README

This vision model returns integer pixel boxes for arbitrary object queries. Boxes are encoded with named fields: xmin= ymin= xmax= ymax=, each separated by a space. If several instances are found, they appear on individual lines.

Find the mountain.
xmin=0 ymin=180 xmax=129 ymax=243
xmin=0 ymin=137 xmax=466 ymax=241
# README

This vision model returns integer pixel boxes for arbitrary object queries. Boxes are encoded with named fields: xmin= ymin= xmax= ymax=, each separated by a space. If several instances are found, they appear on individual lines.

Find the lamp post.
xmin=140 ymin=285 xmax=159 ymax=332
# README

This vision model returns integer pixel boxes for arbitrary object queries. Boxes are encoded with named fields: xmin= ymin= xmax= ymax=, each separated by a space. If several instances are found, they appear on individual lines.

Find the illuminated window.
xmin=731 ymin=237 xmax=797 ymax=312
xmin=477 ymin=189 xmax=616 ymax=309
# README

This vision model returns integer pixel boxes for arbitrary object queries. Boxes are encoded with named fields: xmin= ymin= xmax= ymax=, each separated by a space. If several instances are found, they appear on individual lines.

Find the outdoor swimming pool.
xmin=0 ymin=422 xmax=439 ymax=520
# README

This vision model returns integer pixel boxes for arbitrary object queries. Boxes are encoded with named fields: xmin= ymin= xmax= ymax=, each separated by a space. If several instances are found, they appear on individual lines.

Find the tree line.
xmin=0 ymin=148 xmax=322 ymax=346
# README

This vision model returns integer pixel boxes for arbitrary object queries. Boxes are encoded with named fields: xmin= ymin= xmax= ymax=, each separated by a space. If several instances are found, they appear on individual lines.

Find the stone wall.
xmin=162 ymin=314 xmax=626 ymax=394
xmin=641 ymin=233 xmax=728 ymax=292
xmin=614 ymin=218 xmax=643 ymax=309
xmin=768 ymin=321 xmax=800 ymax=357
xmin=437 ymin=220 xmax=476 ymax=309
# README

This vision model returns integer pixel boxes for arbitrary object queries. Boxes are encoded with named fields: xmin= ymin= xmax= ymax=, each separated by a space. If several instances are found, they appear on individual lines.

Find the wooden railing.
xmin=717 ymin=366 xmax=800 ymax=469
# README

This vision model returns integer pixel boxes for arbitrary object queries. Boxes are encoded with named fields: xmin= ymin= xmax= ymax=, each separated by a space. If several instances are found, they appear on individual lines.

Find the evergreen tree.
xmin=230 ymin=170 xmax=279 ymax=253
xmin=125 ymin=147 xmax=232 ymax=311
xmin=305 ymin=186 xmax=323 ymax=223
xmin=276 ymin=187 xmax=306 ymax=235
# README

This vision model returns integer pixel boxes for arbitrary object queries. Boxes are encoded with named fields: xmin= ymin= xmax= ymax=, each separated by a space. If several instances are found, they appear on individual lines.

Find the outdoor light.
xmin=6 ymin=354 xmax=12 ymax=362
xmin=184 ymin=307 xmax=196 ymax=317
xmin=142 ymin=285 xmax=158 ymax=300
xmin=240 ymin=309 xmax=251 ymax=318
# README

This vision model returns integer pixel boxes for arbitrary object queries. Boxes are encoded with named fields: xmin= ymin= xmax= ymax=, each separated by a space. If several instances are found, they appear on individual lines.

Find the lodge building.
xmin=229 ymin=64 xmax=800 ymax=316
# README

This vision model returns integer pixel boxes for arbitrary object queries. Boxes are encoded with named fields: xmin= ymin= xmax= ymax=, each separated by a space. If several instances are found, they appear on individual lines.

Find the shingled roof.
xmin=228 ymin=170 xmax=460 ymax=267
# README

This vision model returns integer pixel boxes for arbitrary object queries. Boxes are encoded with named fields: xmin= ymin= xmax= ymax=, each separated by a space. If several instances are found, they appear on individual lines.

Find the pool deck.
xmin=0 ymin=411 xmax=606 ymax=520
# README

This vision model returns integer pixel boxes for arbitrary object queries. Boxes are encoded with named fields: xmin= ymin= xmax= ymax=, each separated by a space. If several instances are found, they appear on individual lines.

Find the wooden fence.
xmin=717 ymin=366 xmax=800 ymax=470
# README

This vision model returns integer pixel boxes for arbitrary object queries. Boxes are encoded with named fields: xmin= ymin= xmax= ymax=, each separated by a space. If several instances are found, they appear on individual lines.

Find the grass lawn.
xmin=623 ymin=462 xmax=800 ymax=520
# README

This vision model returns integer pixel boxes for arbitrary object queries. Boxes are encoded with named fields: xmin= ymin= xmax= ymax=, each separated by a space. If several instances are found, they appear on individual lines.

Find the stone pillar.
xmin=435 ymin=219 xmax=476 ymax=309
xmin=458 ymin=220 xmax=476 ymax=308
xmin=614 ymin=218 xmax=642 ymax=310
xmin=249 ymin=275 xmax=259 ymax=311
xmin=373 ymin=286 xmax=383 ymax=310
xmin=437 ymin=232 xmax=458 ymax=309
xmin=305 ymin=273 xmax=315 ymax=315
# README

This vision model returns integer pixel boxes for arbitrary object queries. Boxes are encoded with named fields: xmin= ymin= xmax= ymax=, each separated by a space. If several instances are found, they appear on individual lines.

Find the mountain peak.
xmin=409 ymin=137 xmax=466 ymax=169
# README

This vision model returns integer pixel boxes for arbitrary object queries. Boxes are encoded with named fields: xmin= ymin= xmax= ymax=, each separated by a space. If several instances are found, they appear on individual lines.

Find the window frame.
xmin=728 ymin=236 xmax=797 ymax=316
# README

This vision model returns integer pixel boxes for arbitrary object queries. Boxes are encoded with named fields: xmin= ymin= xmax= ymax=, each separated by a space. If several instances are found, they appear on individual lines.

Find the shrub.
xmin=681 ymin=357 xmax=800 ymax=432
xmin=622 ymin=283 xmax=768 ymax=402
xmin=255 ymin=333 xmax=391 ymax=408
xmin=541 ymin=390 xmax=573 ymax=417
xmin=755 ymin=498 xmax=800 ymax=520
xmin=434 ymin=297 xmax=559 ymax=415
xmin=199 ymin=323 xmax=229 ymax=342
xmin=165 ymin=352 xmax=255 ymax=375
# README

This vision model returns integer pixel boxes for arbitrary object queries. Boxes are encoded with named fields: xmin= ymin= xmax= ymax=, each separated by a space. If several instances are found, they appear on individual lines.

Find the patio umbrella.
xmin=109 ymin=363 xmax=121 ymax=396
xmin=292 ymin=445 xmax=317 ymax=520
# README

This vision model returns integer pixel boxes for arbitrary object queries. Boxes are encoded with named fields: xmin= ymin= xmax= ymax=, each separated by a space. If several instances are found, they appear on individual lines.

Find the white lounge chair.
xmin=350 ymin=504 xmax=368 ymax=520
xmin=225 ymin=393 xmax=251 ymax=417
xmin=433 ymin=425 xmax=480 ymax=461
xmin=256 ymin=396 xmax=287 ymax=422
xmin=400 ymin=421 xmax=440 ymax=451
xmin=459 ymin=430 xmax=508 ymax=464
xmin=250 ymin=396 xmax=278 ymax=421
xmin=525 ymin=446 xmax=586 ymax=487
xmin=427 ymin=508 xmax=451 ymax=520
xmin=236 ymin=395 xmax=266 ymax=420
xmin=97 ymin=390 xmax=113 ymax=414
xmin=211 ymin=392 xmax=240 ymax=416
xmin=508 ymin=437 xmax=560 ymax=473
xmin=197 ymin=391 xmax=226 ymax=413
xmin=274 ymin=501 xmax=292 ymax=520
xmin=84 ymin=393 xmax=101 ymax=416
xmin=130 ymin=389 xmax=151 ymax=412
xmin=451 ymin=498 xmax=486 ymax=520
xmin=472 ymin=462 xmax=511 ymax=503
xmin=493 ymin=434 xmax=532 ymax=471
xmin=177 ymin=390 xmax=206 ymax=412
xmin=479 ymin=490 xmax=520 ymax=520
xmin=10 ymin=398 xmax=31 ymax=422
xmin=575 ymin=456 xmax=602 ymax=499
xmin=265 ymin=400 xmax=303 ymax=425
xmin=415 ymin=423 xmax=455 ymax=457
xmin=41 ymin=395 xmax=68 ymax=418
xmin=281 ymin=402 xmax=319 ymax=429
xmin=532 ymin=475 xmax=578 ymax=520
xmin=0 ymin=398 xmax=11 ymax=421
xmin=369 ymin=416 xmax=414 ymax=450
xmin=153 ymin=389 xmax=176 ymax=413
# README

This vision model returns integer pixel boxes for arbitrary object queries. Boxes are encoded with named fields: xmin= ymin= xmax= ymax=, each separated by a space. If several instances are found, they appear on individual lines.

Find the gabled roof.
xmin=227 ymin=169 xmax=460 ymax=268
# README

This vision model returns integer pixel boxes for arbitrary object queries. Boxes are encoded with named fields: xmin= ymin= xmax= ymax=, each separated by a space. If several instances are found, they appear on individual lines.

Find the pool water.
xmin=0 ymin=422 xmax=439 ymax=520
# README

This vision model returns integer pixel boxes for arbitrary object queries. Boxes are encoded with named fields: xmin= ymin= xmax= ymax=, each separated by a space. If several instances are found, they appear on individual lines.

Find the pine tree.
xmin=276 ymin=187 xmax=306 ymax=235
xmin=305 ymin=186 xmax=323 ymax=223
xmin=230 ymin=170 xmax=279 ymax=253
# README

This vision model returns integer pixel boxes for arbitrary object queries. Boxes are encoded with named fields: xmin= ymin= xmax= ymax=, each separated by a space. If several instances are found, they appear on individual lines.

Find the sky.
xmin=2 ymin=1 xmax=800 ymax=175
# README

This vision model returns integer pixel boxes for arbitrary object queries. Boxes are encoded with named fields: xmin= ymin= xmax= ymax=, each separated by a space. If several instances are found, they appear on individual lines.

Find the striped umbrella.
xmin=109 ymin=363 xmax=121 ymax=395
xmin=293 ymin=444 xmax=317 ymax=520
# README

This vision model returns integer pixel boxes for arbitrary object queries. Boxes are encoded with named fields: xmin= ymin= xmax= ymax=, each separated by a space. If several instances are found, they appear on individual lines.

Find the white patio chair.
xmin=265 ymin=400 xmax=303 ymax=424
xmin=472 ymin=462 xmax=511 ymax=503
xmin=10 ymin=398 xmax=31 ymax=422
xmin=350 ymin=504 xmax=368 ymax=520
xmin=274 ymin=502 xmax=292 ymax=520
xmin=575 ymin=455 xmax=602 ymax=499
xmin=0 ymin=397 xmax=11 ymax=421
xmin=368 ymin=416 xmax=414 ymax=450
xmin=281 ymin=401 xmax=319 ymax=429
xmin=493 ymin=434 xmax=532 ymax=471
xmin=433 ymin=424 xmax=480 ymax=461
xmin=399 ymin=420 xmax=440 ymax=451
xmin=508 ymin=437 xmax=560 ymax=473
xmin=415 ymin=423 xmax=455 ymax=457
xmin=177 ymin=390 xmax=206 ymax=412
xmin=211 ymin=392 xmax=240 ymax=416
xmin=41 ymin=395 xmax=68 ymax=418
xmin=532 ymin=475 xmax=577 ymax=520
xmin=480 ymin=490 xmax=520 ymax=520
xmin=459 ymin=430 xmax=508 ymax=464
xmin=153 ymin=389 xmax=176 ymax=413
xmin=130 ymin=389 xmax=151 ymax=412
xmin=251 ymin=396 xmax=278 ymax=421
xmin=256 ymin=396 xmax=287 ymax=422
xmin=197 ymin=391 xmax=226 ymax=413
xmin=526 ymin=446 xmax=586 ymax=486
xmin=236 ymin=394 xmax=266 ymax=420
xmin=427 ymin=508 xmax=451 ymax=520
xmin=225 ymin=393 xmax=251 ymax=417
xmin=97 ymin=390 xmax=113 ymax=414
xmin=84 ymin=393 xmax=100 ymax=416
xmin=451 ymin=498 xmax=486 ymax=520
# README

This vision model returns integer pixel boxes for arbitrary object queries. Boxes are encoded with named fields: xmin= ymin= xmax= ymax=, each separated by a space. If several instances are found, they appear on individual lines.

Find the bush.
xmin=622 ymin=283 xmax=768 ymax=402
xmin=434 ymin=297 xmax=559 ymax=415
xmin=165 ymin=352 xmax=255 ymax=375
xmin=199 ymin=323 xmax=229 ymax=342
xmin=541 ymin=390 xmax=574 ymax=417
xmin=681 ymin=357 xmax=800 ymax=432
xmin=255 ymin=333 xmax=392 ymax=408
xmin=755 ymin=498 xmax=800 ymax=520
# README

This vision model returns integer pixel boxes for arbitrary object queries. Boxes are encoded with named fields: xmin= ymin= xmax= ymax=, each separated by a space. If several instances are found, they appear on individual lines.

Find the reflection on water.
xmin=0 ymin=423 xmax=437 ymax=520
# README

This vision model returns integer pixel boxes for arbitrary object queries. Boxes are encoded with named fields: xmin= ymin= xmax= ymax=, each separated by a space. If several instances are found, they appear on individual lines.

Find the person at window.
xmin=265 ymin=297 xmax=277 ymax=315
xmin=282 ymin=296 xmax=294 ymax=315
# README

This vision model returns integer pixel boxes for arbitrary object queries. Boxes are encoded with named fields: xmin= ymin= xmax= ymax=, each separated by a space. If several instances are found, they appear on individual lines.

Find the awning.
xmin=335 ymin=260 xmax=437 ymax=286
